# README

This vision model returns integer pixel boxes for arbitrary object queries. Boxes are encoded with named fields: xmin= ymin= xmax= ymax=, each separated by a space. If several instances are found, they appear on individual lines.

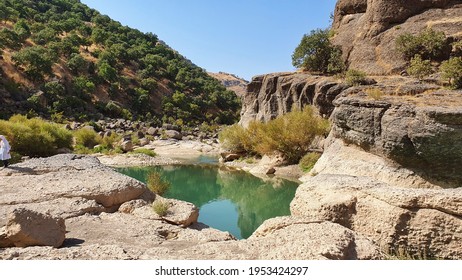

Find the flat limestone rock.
xmin=0 ymin=154 xmax=149 ymax=226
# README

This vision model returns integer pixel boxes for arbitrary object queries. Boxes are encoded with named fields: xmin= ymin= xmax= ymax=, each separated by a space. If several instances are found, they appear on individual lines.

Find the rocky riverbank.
xmin=0 ymin=154 xmax=382 ymax=260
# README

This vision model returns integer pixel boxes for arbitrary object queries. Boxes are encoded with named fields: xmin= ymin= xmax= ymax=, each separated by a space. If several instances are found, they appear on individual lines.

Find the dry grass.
xmin=147 ymin=171 xmax=170 ymax=195
xmin=152 ymin=200 xmax=169 ymax=217
xmin=365 ymin=88 xmax=384 ymax=100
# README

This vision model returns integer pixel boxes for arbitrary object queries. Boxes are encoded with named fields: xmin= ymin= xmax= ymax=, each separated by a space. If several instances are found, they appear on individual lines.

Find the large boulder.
xmin=247 ymin=217 xmax=382 ymax=260
xmin=293 ymin=138 xmax=462 ymax=259
xmin=4 ymin=208 xmax=66 ymax=248
xmin=165 ymin=130 xmax=183 ymax=140
xmin=332 ymin=0 xmax=461 ymax=74
xmin=292 ymin=173 xmax=462 ymax=259
xmin=153 ymin=197 xmax=199 ymax=227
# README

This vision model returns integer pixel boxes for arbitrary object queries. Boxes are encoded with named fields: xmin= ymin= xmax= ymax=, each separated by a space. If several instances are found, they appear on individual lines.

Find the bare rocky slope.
xmin=208 ymin=72 xmax=249 ymax=98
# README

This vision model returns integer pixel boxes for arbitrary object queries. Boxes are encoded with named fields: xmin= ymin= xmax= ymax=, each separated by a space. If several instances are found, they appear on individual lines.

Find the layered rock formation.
xmin=239 ymin=72 xmax=347 ymax=127
xmin=332 ymin=0 xmax=462 ymax=74
xmin=292 ymin=138 xmax=462 ymax=259
xmin=332 ymin=88 xmax=462 ymax=187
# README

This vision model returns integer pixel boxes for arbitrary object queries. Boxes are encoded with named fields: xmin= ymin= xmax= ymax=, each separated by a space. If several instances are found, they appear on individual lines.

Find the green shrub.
xmin=452 ymin=40 xmax=462 ymax=56
xmin=345 ymin=69 xmax=368 ymax=86
xmin=219 ymin=124 xmax=252 ymax=153
xmin=131 ymin=148 xmax=156 ymax=157
xmin=220 ymin=106 xmax=330 ymax=164
xmin=396 ymin=28 xmax=447 ymax=60
xmin=152 ymin=200 xmax=169 ymax=217
xmin=254 ymin=107 xmax=330 ymax=163
xmin=12 ymin=45 xmax=55 ymax=81
xmin=0 ymin=115 xmax=73 ymax=157
xmin=299 ymin=152 xmax=321 ymax=172
xmin=146 ymin=171 xmax=170 ymax=195
xmin=440 ymin=57 xmax=462 ymax=89
xmin=73 ymin=128 xmax=102 ymax=149
xmin=407 ymin=54 xmax=433 ymax=80
xmin=92 ymin=132 xmax=121 ymax=154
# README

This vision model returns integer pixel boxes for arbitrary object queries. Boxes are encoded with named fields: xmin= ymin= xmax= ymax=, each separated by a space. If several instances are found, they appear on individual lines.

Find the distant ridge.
xmin=208 ymin=72 xmax=249 ymax=98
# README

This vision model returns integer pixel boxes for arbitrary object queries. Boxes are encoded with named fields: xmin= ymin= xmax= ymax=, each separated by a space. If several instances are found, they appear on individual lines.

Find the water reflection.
xmin=117 ymin=165 xmax=299 ymax=239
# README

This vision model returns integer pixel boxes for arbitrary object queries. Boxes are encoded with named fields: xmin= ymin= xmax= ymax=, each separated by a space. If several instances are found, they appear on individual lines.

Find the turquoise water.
xmin=117 ymin=162 xmax=299 ymax=239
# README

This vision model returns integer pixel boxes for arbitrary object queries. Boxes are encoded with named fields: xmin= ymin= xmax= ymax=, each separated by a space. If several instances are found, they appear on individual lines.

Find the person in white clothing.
xmin=0 ymin=135 xmax=11 ymax=168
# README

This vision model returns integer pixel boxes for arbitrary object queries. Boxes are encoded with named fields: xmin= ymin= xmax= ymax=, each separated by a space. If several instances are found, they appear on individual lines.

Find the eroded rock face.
xmin=331 ymin=89 xmax=462 ymax=186
xmin=332 ymin=0 xmax=461 ymax=74
xmin=247 ymin=217 xmax=382 ymax=260
xmin=239 ymin=73 xmax=347 ymax=127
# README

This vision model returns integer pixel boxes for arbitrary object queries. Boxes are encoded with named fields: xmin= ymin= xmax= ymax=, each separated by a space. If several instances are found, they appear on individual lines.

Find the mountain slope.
xmin=207 ymin=72 xmax=249 ymax=98
xmin=0 ymin=0 xmax=240 ymax=126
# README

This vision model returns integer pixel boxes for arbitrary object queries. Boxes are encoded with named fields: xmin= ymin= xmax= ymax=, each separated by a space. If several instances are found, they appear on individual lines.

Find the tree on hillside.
xmin=395 ymin=28 xmax=448 ymax=61
xmin=440 ymin=57 xmax=462 ymax=89
xmin=12 ymin=46 xmax=55 ymax=81
xmin=292 ymin=28 xmax=345 ymax=74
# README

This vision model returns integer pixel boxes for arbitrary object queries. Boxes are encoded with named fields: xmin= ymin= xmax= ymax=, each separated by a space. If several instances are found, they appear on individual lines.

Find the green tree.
xmin=67 ymin=53 xmax=88 ymax=74
xmin=396 ymin=28 xmax=448 ymax=60
xmin=97 ymin=61 xmax=117 ymax=82
xmin=32 ymin=27 xmax=58 ymax=45
xmin=292 ymin=28 xmax=344 ymax=74
xmin=72 ymin=76 xmax=95 ymax=100
xmin=0 ymin=28 xmax=21 ymax=49
xmin=13 ymin=19 xmax=31 ymax=41
xmin=440 ymin=57 xmax=462 ymax=89
xmin=43 ymin=81 xmax=66 ymax=102
xmin=0 ymin=3 xmax=8 ymax=23
xmin=90 ymin=27 xmax=108 ymax=44
xmin=12 ymin=46 xmax=55 ymax=80
xmin=407 ymin=54 xmax=433 ymax=80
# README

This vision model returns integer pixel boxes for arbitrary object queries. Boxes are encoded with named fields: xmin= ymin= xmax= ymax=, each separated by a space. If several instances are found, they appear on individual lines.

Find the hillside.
xmin=0 ymin=0 xmax=240 ymax=126
xmin=207 ymin=72 xmax=249 ymax=98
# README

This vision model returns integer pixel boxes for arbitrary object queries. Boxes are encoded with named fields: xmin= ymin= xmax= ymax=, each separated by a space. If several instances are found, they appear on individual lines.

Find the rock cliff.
xmin=332 ymin=0 xmax=462 ymax=74
xmin=239 ymin=72 xmax=348 ymax=127
xmin=293 ymin=138 xmax=462 ymax=259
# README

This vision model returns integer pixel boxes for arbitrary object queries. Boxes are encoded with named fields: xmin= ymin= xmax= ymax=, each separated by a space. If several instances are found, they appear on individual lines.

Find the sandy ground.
xmin=97 ymin=139 xmax=220 ymax=167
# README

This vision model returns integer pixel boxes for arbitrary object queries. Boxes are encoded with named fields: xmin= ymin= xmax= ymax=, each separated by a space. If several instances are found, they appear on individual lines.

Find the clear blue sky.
xmin=80 ymin=0 xmax=337 ymax=81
